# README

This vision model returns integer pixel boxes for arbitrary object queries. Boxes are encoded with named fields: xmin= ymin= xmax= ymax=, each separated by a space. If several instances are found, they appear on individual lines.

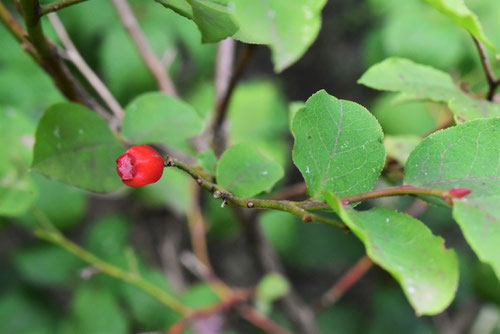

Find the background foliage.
xmin=1 ymin=0 xmax=500 ymax=333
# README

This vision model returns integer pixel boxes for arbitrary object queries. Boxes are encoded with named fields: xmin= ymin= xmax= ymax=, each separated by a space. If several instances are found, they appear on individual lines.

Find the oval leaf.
xmin=291 ymin=90 xmax=385 ymax=200
xmin=324 ymin=191 xmax=459 ymax=315
xmin=232 ymin=0 xmax=327 ymax=72
xmin=123 ymin=92 xmax=203 ymax=154
xmin=405 ymin=118 xmax=500 ymax=279
xmin=32 ymin=103 xmax=124 ymax=192
xmin=216 ymin=144 xmax=284 ymax=197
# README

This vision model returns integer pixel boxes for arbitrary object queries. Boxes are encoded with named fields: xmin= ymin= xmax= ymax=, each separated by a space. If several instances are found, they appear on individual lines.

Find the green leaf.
xmin=197 ymin=149 xmax=218 ymax=175
xmin=404 ymin=118 xmax=500 ymax=279
xmin=371 ymin=93 xmax=444 ymax=136
xmin=192 ymin=0 xmax=238 ymax=43
xmin=448 ymin=93 xmax=500 ymax=123
xmin=232 ymin=0 xmax=327 ymax=72
xmin=0 ymin=108 xmax=37 ymax=217
xmin=216 ymin=143 xmax=284 ymax=197
xmin=0 ymin=290 xmax=55 ymax=334
xmin=156 ymin=0 xmax=237 ymax=43
xmin=181 ymin=283 xmax=220 ymax=308
xmin=424 ymin=0 xmax=495 ymax=51
xmin=32 ymin=103 xmax=124 ymax=192
xmin=256 ymin=273 xmax=290 ymax=302
xmin=134 ymin=168 xmax=191 ymax=216
xmin=360 ymin=58 xmax=500 ymax=123
xmin=123 ymin=92 xmax=202 ymax=154
xmin=324 ymin=191 xmax=459 ymax=315
xmin=13 ymin=244 xmax=82 ymax=286
xmin=72 ymin=285 xmax=129 ymax=334
xmin=29 ymin=174 xmax=87 ymax=230
xmin=359 ymin=57 xmax=461 ymax=103
xmin=384 ymin=135 xmax=421 ymax=167
xmin=86 ymin=215 xmax=130 ymax=263
xmin=119 ymin=265 xmax=178 ymax=330
xmin=291 ymin=90 xmax=385 ymax=200
xmin=154 ymin=0 xmax=193 ymax=19
xmin=0 ymin=175 xmax=37 ymax=217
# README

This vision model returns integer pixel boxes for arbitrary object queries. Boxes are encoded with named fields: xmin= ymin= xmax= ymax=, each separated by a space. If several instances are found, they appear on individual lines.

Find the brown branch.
xmin=18 ymin=0 xmax=106 ymax=113
xmin=472 ymin=36 xmax=500 ymax=101
xmin=111 ymin=0 xmax=178 ymax=96
xmin=212 ymin=43 xmax=256 ymax=155
xmin=47 ymin=13 xmax=124 ymax=127
xmin=187 ymin=184 xmax=213 ymax=274
xmin=314 ymin=255 xmax=373 ymax=313
xmin=178 ymin=252 xmax=292 ymax=334
xmin=40 ymin=0 xmax=89 ymax=15
xmin=0 ymin=2 xmax=41 ymax=64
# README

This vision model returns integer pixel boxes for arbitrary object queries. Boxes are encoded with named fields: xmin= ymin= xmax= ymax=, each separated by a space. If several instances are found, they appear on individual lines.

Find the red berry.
xmin=449 ymin=188 xmax=472 ymax=198
xmin=116 ymin=145 xmax=164 ymax=187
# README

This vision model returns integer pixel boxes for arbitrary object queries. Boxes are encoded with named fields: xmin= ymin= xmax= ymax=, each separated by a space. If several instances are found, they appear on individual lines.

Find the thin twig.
xmin=238 ymin=210 xmax=318 ymax=333
xmin=48 ymin=13 xmax=124 ymax=126
xmin=34 ymin=225 xmax=191 ymax=315
xmin=296 ymin=185 xmax=466 ymax=210
xmin=19 ymin=0 xmax=106 ymax=113
xmin=472 ymin=36 xmax=500 ymax=101
xmin=178 ymin=252 xmax=291 ymax=334
xmin=215 ymin=38 xmax=236 ymax=105
xmin=40 ymin=0 xmax=89 ymax=15
xmin=165 ymin=156 xmax=348 ymax=230
xmin=212 ymin=44 xmax=256 ymax=155
xmin=314 ymin=255 xmax=373 ymax=313
xmin=187 ymin=183 xmax=214 ymax=274
xmin=111 ymin=0 xmax=177 ymax=96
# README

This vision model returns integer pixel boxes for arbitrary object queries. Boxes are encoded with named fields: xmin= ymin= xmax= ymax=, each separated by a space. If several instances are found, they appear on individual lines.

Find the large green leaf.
xmin=156 ymin=0 xmax=238 ymax=43
xmin=122 ymin=92 xmax=202 ymax=154
xmin=216 ymin=143 xmax=284 ymax=197
xmin=324 ymin=191 xmax=459 ymax=315
xmin=32 ymin=103 xmax=124 ymax=192
xmin=359 ymin=57 xmax=500 ymax=123
xmin=404 ymin=118 xmax=500 ymax=279
xmin=232 ymin=0 xmax=327 ymax=72
xmin=359 ymin=58 xmax=461 ymax=103
xmin=0 ymin=108 xmax=37 ymax=216
xmin=424 ymin=0 xmax=495 ymax=51
xmin=291 ymin=90 xmax=386 ymax=200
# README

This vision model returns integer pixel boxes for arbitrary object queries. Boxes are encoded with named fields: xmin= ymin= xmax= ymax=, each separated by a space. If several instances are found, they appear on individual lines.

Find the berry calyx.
xmin=116 ymin=145 xmax=164 ymax=187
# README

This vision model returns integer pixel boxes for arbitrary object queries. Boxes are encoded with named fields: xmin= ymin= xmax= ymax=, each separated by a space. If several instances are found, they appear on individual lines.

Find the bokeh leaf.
xmin=405 ymin=118 xmax=500 ymax=279
xmin=324 ymin=191 xmax=459 ymax=315
xmin=217 ymin=143 xmax=284 ymax=197
xmin=384 ymin=135 xmax=421 ymax=166
xmin=0 ymin=108 xmax=37 ymax=216
xmin=123 ymin=92 xmax=202 ymax=154
xmin=291 ymin=90 xmax=385 ymax=200
xmin=32 ymin=103 xmax=124 ymax=192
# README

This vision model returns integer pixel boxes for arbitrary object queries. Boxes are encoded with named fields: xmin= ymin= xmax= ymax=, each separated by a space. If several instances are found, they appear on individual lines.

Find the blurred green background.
xmin=1 ymin=0 xmax=500 ymax=333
